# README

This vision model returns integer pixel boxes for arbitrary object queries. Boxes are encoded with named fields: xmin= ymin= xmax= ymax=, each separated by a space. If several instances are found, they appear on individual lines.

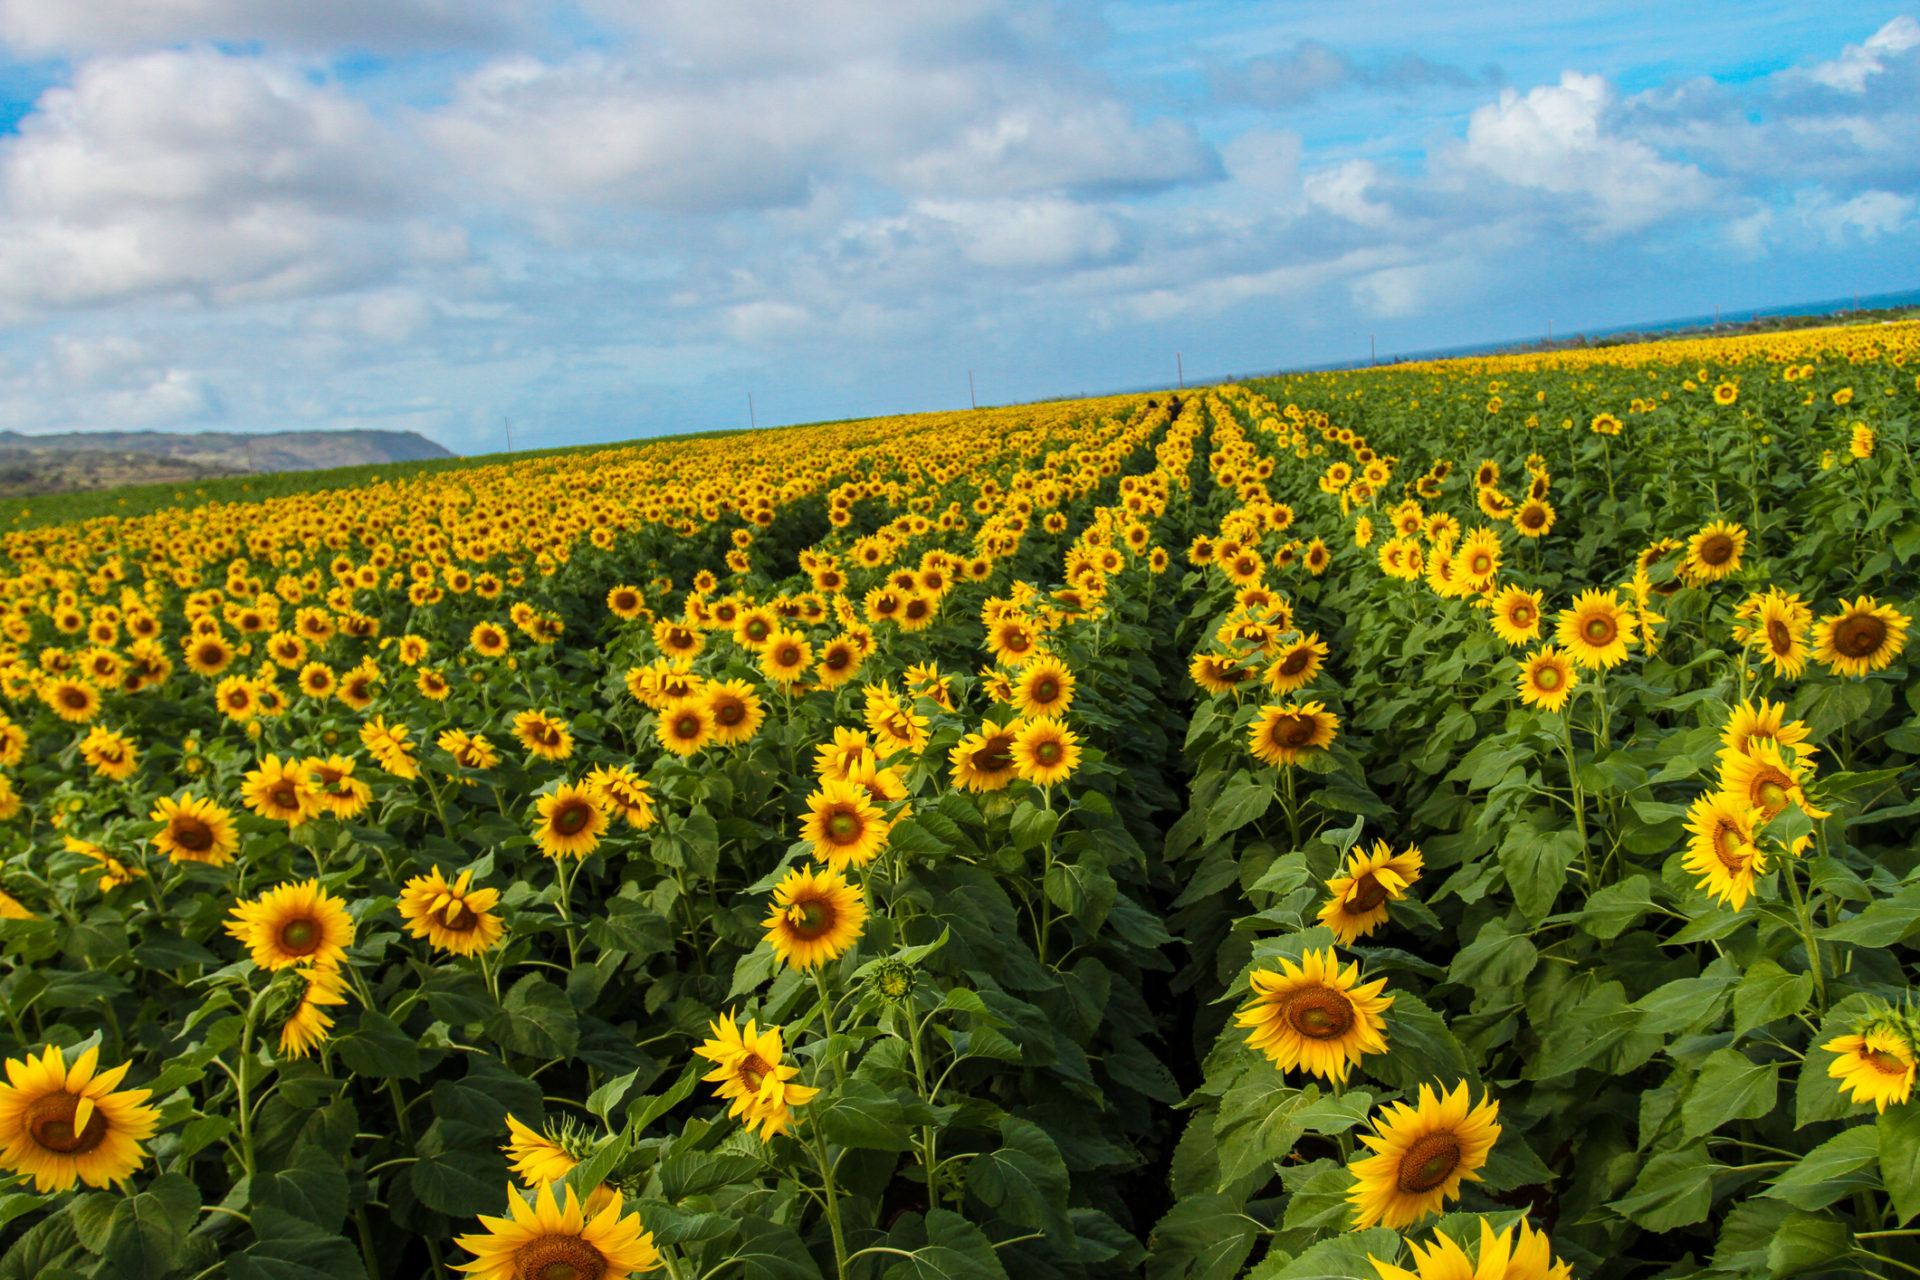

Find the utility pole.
xmin=1370 ymin=334 xmax=1376 ymax=366
xmin=748 ymin=393 xmax=756 ymax=429
xmin=968 ymin=371 xmax=976 ymax=410
xmin=244 ymin=437 xmax=255 ymax=472
xmin=1547 ymin=320 xmax=1552 ymax=343
xmin=1176 ymin=352 xmax=1184 ymax=389
xmin=504 ymin=417 xmax=513 ymax=453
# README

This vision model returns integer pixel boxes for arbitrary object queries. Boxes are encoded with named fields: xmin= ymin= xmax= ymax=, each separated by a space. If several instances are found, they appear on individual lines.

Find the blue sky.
xmin=0 ymin=1 xmax=1910 ymax=453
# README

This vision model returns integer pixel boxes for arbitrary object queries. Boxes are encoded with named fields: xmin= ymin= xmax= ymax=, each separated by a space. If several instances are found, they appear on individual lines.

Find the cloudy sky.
xmin=0 ymin=1 xmax=1911 ymax=452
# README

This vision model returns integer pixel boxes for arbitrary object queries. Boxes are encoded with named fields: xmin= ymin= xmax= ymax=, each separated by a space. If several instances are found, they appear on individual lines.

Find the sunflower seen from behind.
xmin=1347 ymin=1081 xmax=1501 ymax=1230
xmin=0 ymin=1044 xmax=160 ymax=1191
xmin=1825 ymin=1014 xmax=1917 ymax=1113
xmin=1236 ymin=947 xmax=1391 ymax=1084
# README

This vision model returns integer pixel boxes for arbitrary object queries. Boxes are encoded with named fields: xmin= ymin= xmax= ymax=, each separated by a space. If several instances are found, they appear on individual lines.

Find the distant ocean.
xmin=1300 ymin=285 xmax=1920 ymax=374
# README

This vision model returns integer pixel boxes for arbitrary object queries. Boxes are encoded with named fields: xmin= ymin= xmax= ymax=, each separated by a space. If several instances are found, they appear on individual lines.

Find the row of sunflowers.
xmin=0 ymin=318 xmax=1913 ymax=1280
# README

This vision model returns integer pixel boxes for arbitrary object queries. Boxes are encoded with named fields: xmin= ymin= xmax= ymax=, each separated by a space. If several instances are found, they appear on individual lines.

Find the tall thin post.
xmin=1370 ymin=334 xmax=1376 ymax=366
xmin=1176 ymin=352 xmax=1184 ymax=389
xmin=969 ymin=371 xmax=976 ymax=410
xmin=748 ymin=393 xmax=756 ymax=429
xmin=504 ymin=417 xmax=512 ymax=453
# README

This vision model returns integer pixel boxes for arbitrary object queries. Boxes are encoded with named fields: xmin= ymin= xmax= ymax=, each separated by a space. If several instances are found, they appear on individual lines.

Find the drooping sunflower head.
xmin=0 ymin=1044 xmax=160 ymax=1192
xmin=1347 ymin=1080 xmax=1502 ymax=1231
xmin=502 ymin=1113 xmax=585 ymax=1188
xmin=763 ymin=865 xmax=868 ymax=971
xmin=1264 ymin=633 xmax=1330 ymax=695
xmin=1813 ymin=596 xmax=1911 ymax=678
xmin=226 ymin=878 xmax=355 ymax=971
xmin=1825 ymin=1015 xmax=1918 ymax=1114
xmin=1554 ymin=588 xmax=1634 ymax=669
xmin=1235 ymin=947 xmax=1391 ymax=1083
xmin=949 ymin=719 xmax=1020 ymax=793
xmin=1248 ymin=701 xmax=1339 ymax=768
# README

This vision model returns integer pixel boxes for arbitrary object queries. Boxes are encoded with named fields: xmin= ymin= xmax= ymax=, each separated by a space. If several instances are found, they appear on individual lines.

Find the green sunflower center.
xmin=555 ymin=803 xmax=590 ymax=835
xmin=1035 ymin=741 xmax=1063 ymax=766
xmin=826 ymin=812 xmax=862 ymax=842
xmin=279 ymin=918 xmax=321 ymax=954
xmin=1397 ymin=1132 xmax=1462 ymax=1193
xmin=1582 ymin=615 xmax=1615 ymax=644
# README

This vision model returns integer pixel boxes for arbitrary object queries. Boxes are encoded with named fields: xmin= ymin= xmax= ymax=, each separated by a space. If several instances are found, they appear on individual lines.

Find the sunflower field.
xmin=0 ymin=318 xmax=1913 ymax=1280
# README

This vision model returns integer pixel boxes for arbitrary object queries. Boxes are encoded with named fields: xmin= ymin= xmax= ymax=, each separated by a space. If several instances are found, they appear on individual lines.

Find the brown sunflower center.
xmin=1697 ymin=534 xmax=1734 ymax=566
xmin=1270 ymin=715 xmax=1314 ymax=748
xmin=775 ymin=645 xmax=800 ymax=665
xmin=973 ymin=740 xmax=1014 ymax=774
xmin=1033 ymin=678 xmax=1059 ymax=702
xmin=25 ymin=1091 xmax=109 ymax=1156
xmin=1034 ymin=740 xmax=1063 ymax=766
xmin=826 ymin=811 xmax=862 ymax=843
xmin=1283 ymin=987 xmax=1355 ymax=1040
xmin=824 ymin=649 xmax=850 ymax=671
xmin=511 ymin=1234 xmax=607 ymax=1280
xmin=746 ymin=620 xmax=769 ymax=641
xmin=672 ymin=714 xmax=702 ymax=739
xmin=270 ymin=784 xmax=299 ymax=810
xmin=739 ymin=1053 xmax=773 ymax=1092
xmin=1766 ymin=619 xmax=1793 ymax=654
xmin=1277 ymin=650 xmax=1311 ymax=677
xmin=554 ymin=802 xmax=590 ymax=835
xmin=789 ymin=898 xmax=835 ymax=938
xmin=1867 ymin=1049 xmax=1911 ymax=1077
xmin=1832 ymin=613 xmax=1887 ymax=658
xmin=1347 ymin=874 xmax=1390 ymax=913
xmin=62 ymin=689 xmax=88 ymax=709
xmin=171 ymin=818 xmax=213 ymax=852
xmin=1397 ymin=1132 xmax=1462 ymax=1193
xmin=716 ymin=700 xmax=745 ymax=726
xmin=1582 ymin=612 xmax=1616 ymax=644
xmin=1714 ymin=823 xmax=1749 ymax=871
xmin=279 ymin=917 xmax=321 ymax=955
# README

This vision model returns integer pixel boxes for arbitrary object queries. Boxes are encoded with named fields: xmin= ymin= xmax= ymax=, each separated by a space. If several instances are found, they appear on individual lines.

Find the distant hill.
xmin=0 ymin=429 xmax=455 ymax=499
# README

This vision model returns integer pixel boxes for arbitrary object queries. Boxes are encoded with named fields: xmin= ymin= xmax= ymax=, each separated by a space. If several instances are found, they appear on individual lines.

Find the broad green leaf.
xmin=1205 ymin=772 xmax=1272 ymax=845
xmin=1497 ymin=820 xmax=1582 ymax=924
xmin=1613 ymin=1145 xmax=1723 ymax=1230
xmin=1761 ymin=1124 xmax=1879 ymax=1210
xmin=1732 ymin=959 xmax=1815 ymax=1037
xmin=1880 ymin=1100 xmax=1920 ymax=1223
xmin=1146 ymin=1193 xmax=1257 ymax=1280
xmin=1682 ymin=1049 xmax=1777 ymax=1140
xmin=500 ymin=973 xmax=579 ymax=1058
xmin=967 ymin=1117 xmax=1074 ymax=1245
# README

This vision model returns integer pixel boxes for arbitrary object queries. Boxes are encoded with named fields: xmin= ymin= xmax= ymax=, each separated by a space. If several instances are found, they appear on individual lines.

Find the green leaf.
xmin=252 ymin=1144 xmax=348 ymax=1232
xmin=1820 ymin=883 xmax=1920 ymax=946
xmin=332 ymin=1009 xmax=422 ymax=1079
xmin=1205 ymin=773 xmax=1272 ymax=845
xmin=1447 ymin=919 xmax=1537 ymax=990
xmin=967 ymin=1117 xmax=1074 ymax=1245
xmin=1761 ymin=1125 xmax=1880 ymax=1210
xmin=1366 ymin=993 xmax=1474 ymax=1090
xmin=732 ymin=1216 xmax=825 ymax=1280
xmin=882 ymin=1209 xmax=1009 ymax=1280
xmin=1578 ymin=874 xmax=1654 ymax=940
xmin=1497 ymin=820 xmax=1581 ymax=924
xmin=229 ymin=1206 xmax=367 ymax=1280
xmin=816 ymin=1078 xmax=914 ymax=1151
xmin=1010 ymin=800 xmax=1061 ymax=853
xmin=1147 ymin=1193 xmax=1257 ymax=1280
xmin=1682 ymin=1049 xmax=1778 ymax=1140
xmin=432 ymin=1055 xmax=544 ymax=1131
xmin=1732 ymin=959 xmax=1815 ymax=1037
xmin=1255 ymin=1229 xmax=1402 ymax=1280
xmin=500 ymin=973 xmax=579 ymax=1058
xmin=1766 ymin=1211 xmax=1850 ymax=1278
xmin=1613 ymin=1145 xmax=1723 ymax=1230
xmin=1044 ymin=853 xmax=1116 ymax=929
xmin=91 ymin=1174 xmax=198 ymax=1280
xmin=585 ymin=898 xmax=674 ymax=958
xmin=659 ymin=1154 xmax=761 ymax=1202
xmin=728 ymin=943 xmax=779 ymax=999
xmin=410 ymin=1138 xmax=507 ymax=1218
xmin=1879 ymin=1101 xmax=1920 ymax=1223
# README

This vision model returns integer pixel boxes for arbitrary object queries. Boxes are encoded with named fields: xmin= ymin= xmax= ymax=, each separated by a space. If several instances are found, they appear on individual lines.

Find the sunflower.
xmin=63 ymin=836 xmax=142 ymax=892
xmin=1013 ymin=655 xmax=1075 ymax=718
xmin=504 ymin=1115 xmax=580 ymax=1187
xmin=1190 ymin=652 xmax=1257 ymax=695
xmin=1717 ymin=699 xmax=1812 ymax=761
xmin=1488 ymin=586 xmax=1543 ymax=646
xmin=1512 ymin=497 xmax=1555 ymax=539
xmin=763 ymin=866 xmax=867 ymax=970
xmin=279 ymin=965 xmax=349 ymax=1059
xmin=605 ymin=584 xmax=647 ymax=620
xmin=513 ymin=710 xmax=574 ymax=762
xmin=655 ymin=698 xmax=713 ymax=756
xmin=361 ymin=716 xmax=419 ymax=779
xmin=150 ymin=794 xmax=240 ymax=866
xmin=987 ymin=618 xmax=1041 ymax=667
xmin=1451 ymin=527 xmax=1501 ymax=591
xmin=439 ymin=729 xmax=501 ymax=771
xmin=1681 ymin=792 xmax=1766 ymax=910
xmin=1347 ymin=1081 xmax=1502 ymax=1230
xmin=950 ymin=719 xmax=1021 ymax=793
xmin=1265 ymin=633 xmax=1329 ymax=695
xmin=227 ymin=879 xmax=354 ymax=971
xmin=0 ymin=1045 xmax=160 ymax=1191
xmin=1718 ymin=739 xmax=1829 ymax=826
xmin=453 ymin=1182 xmax=661 ymax=1280
xmin=800 ymin=780 xmax=890 ymax=870
xmin=1812 ymin=596 xmax=1910 ymax=677
xmin=586 ymin=764 xmax=657 ymax=830
xmin=1682 ymin=520 xmax=1747 ymax=584
xmin=43 ymin=678 xmax=101 ymax=724
xmin=1248 ymin=701 xmax=1338 ymax=767
xmin=240 ymin=754 xmax=319 ymax=826
xmin=813 ymin=727 xmax=876 ymax=781
xmin=1825 ymin=1019 xmax=1917 ymax=1113
xmin=1318 ymin=841 xmax=1424 ymax=944
xmin=533 ymin=783 xmax=609 ymax=859
xmin=1516 ymin=645 xmax=1578 ymax=712
xmin=703 ymin=679 xmax=766 ymax=747
xmin=759 ymin=630 xmax=812 ymax=684
xmin=183 ymin=634 xmax=235 ymax=677
xmin=1235 ymin=948 xmax=1391 ymax=1083
xmin=1555 ymin=588 xmax=1633 ymax=669
xmin=297 ymin=661 xmax=336 ymax=699
xmin=470 ymin=621 xmax=510 ymax=657
xmin=1732 ymin=587 xmax=1812 ymax=677
xmin=1011 ymin=715 xmax=1081 ymax=786
xmin=304 ymin=754 xmax=373 ymax=819
xmin=863 ymin=686 xmax=929 ymax=756
xmin=1368 ymin=1215 xmax=1573 ymax=1280
xmin=78 ymin=726 xmax=138 ymax=781
xmin=814 ymin=636 xmax=865 ymax=689
xmin=399 ymin=866 xmax=505 ymax=956
xmin=694 ymin=1014 xmax=820 ymax=1142
xmin=652 ymin=619 xmax=704 ymax=661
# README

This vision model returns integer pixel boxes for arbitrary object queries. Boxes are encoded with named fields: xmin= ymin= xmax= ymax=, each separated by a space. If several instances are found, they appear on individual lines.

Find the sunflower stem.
xmin=1784 ymin=856 xmax=1827 ymax=1013
xmin=808 ymin=1118 xmax=851 ymax=1280
xmin=812 ymin=968 xmax=846 ymax=1085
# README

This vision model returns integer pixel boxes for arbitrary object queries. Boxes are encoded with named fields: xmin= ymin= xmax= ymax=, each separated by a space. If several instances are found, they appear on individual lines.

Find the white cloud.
xmin=0 ymin=0 xmax=520 ymax=55
xmin=1806 ymin=15 xmax=1920 ymax=92
xmin=915 ymin=197 xmax=1126 ymax=269
xmin=1460 ymin=71 xmax=1715 ymax=234
xmin=0 ymin=50 xmax=447 ymax=311
xmin=894 ymin=99 xmax=1216 ymax=197
xmin=1304 ymin=159 xmax=1394 ymax=229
